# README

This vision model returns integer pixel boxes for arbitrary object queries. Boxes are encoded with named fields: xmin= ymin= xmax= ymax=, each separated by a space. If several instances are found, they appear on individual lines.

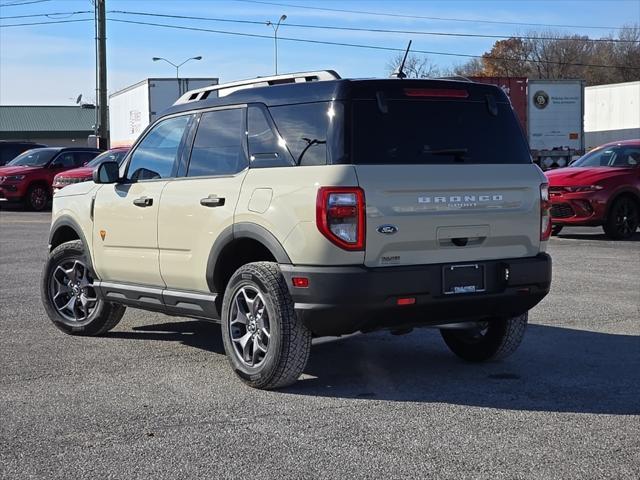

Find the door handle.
xmin=200 ymin=196 xmax=225 ymax=207
xmin=133 ymin=196 xmax=153 ymax=207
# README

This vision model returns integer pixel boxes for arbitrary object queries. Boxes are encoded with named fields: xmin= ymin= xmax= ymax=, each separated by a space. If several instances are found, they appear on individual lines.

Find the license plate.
xmin=443 ymin=264 xmax=485 ymax=295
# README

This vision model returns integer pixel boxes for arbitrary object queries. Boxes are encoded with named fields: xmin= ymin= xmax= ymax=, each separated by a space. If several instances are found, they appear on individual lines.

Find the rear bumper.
xmin=281 ymin=254 xmax=552 ymax=336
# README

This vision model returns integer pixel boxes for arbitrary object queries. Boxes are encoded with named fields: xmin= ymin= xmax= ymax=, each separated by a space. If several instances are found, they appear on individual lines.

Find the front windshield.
xmin=7 ymin=148 xmax=57 ymax=167
xmin=571 ymin=145 xmax=640 ymax=168
xmin=86 ymin=149 xmax=128 ymax=168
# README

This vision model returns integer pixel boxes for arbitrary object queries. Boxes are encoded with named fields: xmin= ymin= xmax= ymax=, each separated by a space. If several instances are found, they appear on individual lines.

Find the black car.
xmin=0 ymin=141 xmax=47 ymax=166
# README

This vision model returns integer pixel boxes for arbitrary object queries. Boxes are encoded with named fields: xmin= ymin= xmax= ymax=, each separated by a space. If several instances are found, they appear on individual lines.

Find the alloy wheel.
xmin=614 ymin=199 xmax=638 ymax=238
xmin=49 ymin=259 xmax=98 ymax=322
xmin=228 ymin=285 xmax=271 ymax=367
xmin=30 ymin=186 xmax=47 ymax=210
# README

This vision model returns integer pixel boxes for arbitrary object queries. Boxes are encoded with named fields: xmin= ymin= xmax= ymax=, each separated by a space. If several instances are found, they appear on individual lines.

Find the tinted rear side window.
xmin=352 ymin=99 xmax=531 ymax=164
xmin=269 ymin=102 xmax=338 ymax=166
xmin=187 ymin=108 xmax=245 ymax=177
xmin=247 ymin=107 xmax=292 ymax=168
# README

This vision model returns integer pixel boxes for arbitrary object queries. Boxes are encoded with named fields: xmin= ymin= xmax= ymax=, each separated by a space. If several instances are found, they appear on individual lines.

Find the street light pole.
xmin=266 ymin=15 xmax=287 ymax=75
xmin=152 ymin=56 xmax=203 ymax=79
xmin=152 ymin=56 xmax=203 ymax=95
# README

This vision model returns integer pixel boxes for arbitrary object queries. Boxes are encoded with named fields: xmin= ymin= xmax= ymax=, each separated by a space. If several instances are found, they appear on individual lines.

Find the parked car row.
xmin=0 ymin=147 xmax=129 ymax=210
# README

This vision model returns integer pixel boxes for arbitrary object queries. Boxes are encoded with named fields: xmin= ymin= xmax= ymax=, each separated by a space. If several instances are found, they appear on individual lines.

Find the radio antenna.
xmin=392 ymin=40 xmax=412 ymax=79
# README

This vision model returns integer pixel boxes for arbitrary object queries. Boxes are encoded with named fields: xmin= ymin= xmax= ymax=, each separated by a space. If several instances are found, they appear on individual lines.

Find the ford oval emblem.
xmin=377 ymin=224 xmax=398 ymax=235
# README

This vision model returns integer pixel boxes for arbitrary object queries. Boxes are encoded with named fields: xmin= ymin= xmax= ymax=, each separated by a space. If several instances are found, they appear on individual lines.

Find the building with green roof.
xmin=0 ymin=105 xmax=98 ymax=147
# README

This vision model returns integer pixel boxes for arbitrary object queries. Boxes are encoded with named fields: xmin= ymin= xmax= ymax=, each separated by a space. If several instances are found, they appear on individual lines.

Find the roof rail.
xmin=173 ymin=70 xmax=341 ymax=105
xmin=434 ymin=75 xmax=474 ymax=83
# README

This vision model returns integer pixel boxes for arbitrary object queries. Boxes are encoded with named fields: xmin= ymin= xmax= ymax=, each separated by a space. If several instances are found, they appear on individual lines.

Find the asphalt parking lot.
xmin=1 ymin=208 xmax=638 ymax=479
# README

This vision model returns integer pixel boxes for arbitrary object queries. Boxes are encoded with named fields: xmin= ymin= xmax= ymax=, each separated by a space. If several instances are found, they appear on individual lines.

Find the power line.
xmin=1 ymin=12 xmax=636 ymax=70
xmin=105 ymin=17 xmax=640 ymax=70
xmin=108 ymin=10 xmax=637 ymax=44
xmin=232 ymin=0 xmax=626 ymax=31
xmin=2 ymin=9 xmax=635 ymax=43
xmin=0 ymin=0 xmax=52 ymax=7
xmin=0 ymin=18 xmax=92 ymax=27
xmin=0 ymin=10 xmax=92 ymax=20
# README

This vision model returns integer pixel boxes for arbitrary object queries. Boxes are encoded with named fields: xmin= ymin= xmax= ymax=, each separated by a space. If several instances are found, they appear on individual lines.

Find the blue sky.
xmin=0 ymin=0 xmax=638 ymax=105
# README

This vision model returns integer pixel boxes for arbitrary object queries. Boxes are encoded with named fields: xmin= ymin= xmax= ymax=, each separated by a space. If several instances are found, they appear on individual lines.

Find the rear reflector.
xmin=292 ymin=277 xmax=309 ymax=288
xmin=397 ymin=297 xmax=416 ymax=306
xmin=404 ymin=88 xmax=469 ymax=98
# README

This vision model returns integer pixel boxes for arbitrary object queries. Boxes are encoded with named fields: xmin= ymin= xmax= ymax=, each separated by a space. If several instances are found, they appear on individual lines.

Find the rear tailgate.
xmin=349 ymin=82 xmax=545 ymax=267
xmin=357 ymin=164 xmax=544 ymax=267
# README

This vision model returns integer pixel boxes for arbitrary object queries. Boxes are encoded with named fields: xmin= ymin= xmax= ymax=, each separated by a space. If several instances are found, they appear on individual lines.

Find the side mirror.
xmin=93 ymin=161 xmax=120 ymax=184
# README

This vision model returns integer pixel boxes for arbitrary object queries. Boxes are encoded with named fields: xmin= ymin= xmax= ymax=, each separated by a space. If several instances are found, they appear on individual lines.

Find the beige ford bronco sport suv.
xmin=41 ymin=70 xmax=552 ymax=389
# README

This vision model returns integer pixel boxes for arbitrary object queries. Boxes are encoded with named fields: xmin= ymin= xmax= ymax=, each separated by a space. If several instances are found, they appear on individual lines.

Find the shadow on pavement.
xmin=109 ymin=320 xmax=639 ymax=415
xmin=106 ymin=320 xmax=225 ymax=355
xmin=285 ymin=324 xmax=640 ymax=415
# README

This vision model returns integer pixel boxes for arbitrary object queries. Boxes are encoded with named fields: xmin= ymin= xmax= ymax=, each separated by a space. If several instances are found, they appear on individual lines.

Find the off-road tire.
xmin=221 ymin=262 xmax=311 ymax=390
xmin=41 ymin=240 xmax=125 ymax=335
xmin=603 ymin=196 xmax=639 ymax=240
xmin=440 ymin=313 xmax=528 ymax=362
xmin=26 ymin=184 xmax=49 ymax=211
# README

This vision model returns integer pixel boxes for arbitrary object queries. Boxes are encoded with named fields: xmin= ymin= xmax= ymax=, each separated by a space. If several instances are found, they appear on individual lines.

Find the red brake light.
xmin=404 ymin=88 xmax=469 ymax=99
xmin=540 ymin=183 xmax=552 ymax=241
xmin=316 ymin=187 xmax=365 ymax=251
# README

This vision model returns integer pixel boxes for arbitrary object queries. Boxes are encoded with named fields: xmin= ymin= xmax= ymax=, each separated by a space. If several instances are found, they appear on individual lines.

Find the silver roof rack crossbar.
xmin=173 ymin=70 xmax=341 ymax=105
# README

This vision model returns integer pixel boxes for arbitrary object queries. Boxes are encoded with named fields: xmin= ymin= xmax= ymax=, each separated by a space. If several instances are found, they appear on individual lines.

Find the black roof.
xmin=162 ymin=78 xmax=510 ymax=118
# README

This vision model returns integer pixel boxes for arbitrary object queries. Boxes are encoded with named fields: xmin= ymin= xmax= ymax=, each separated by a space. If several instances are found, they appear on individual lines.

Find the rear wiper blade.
xmin=297 ymin=137 xmax=326 ymax=165
xmin=422 ymin=148 xmax=468 ymax=155
xmin=420 ymin=147 xmax=470 ymax=162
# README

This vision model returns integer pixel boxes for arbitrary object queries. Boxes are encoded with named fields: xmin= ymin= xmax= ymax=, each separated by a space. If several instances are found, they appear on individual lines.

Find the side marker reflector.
xmin=397 ymin=297 xmax=416 ymax=306
xmin=292 ymin=277 xmax=309 ymax=288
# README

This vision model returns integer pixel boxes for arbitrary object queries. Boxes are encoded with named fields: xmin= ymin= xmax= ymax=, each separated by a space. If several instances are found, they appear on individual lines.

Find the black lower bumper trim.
xmin=280 ymin=253 xmax=551 ymax=336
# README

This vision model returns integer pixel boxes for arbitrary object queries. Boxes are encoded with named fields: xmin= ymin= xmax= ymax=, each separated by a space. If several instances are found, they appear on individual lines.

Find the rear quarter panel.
xmin=235 ymin=165 xmax=364 ymax=265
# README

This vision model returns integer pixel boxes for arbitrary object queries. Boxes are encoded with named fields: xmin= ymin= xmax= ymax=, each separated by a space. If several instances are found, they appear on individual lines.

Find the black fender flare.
xmin=48 ymin=215 xmax=97 ymax=274
xmin=49 ymin=215 xmax=88 ymax=250
xmin=206 ymin=222 xmax=291 ymax=292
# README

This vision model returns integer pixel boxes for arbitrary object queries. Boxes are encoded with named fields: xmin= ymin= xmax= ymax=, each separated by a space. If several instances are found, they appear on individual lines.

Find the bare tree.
xmin=450 ymin=58 xmax=486 ymax=77
xmin=386 ymin=52 xmax=440 ymax=78
xmin=612 ymin=24 xmax=640 ymax=82
xmin=385 ymin=25 xmax=639 ymax=85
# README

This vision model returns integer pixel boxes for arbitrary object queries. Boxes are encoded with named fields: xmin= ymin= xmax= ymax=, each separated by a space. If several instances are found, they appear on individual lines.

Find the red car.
xmin=545 ymin=139 xmax=640 ymax=239
xmin=0 ymin=147 xmax=101 ymax=211
xmin=52 ymin=147 xmax=129 ymax=193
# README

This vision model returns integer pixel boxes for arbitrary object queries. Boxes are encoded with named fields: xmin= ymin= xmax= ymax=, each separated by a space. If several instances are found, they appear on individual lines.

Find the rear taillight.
xmin=540 ymin=183 xmax=552 ymax=241
xmin=316 ymin=187 xmax=365 ymax=251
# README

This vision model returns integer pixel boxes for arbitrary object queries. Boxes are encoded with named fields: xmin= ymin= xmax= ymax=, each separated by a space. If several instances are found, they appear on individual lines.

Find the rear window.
xmin=351 ymin=99 xmax=531 ymax=165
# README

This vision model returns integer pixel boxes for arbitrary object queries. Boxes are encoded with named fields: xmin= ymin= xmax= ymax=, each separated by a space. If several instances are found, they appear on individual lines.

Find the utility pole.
xmin=95 ymin=0 xmax=108 ymax=149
